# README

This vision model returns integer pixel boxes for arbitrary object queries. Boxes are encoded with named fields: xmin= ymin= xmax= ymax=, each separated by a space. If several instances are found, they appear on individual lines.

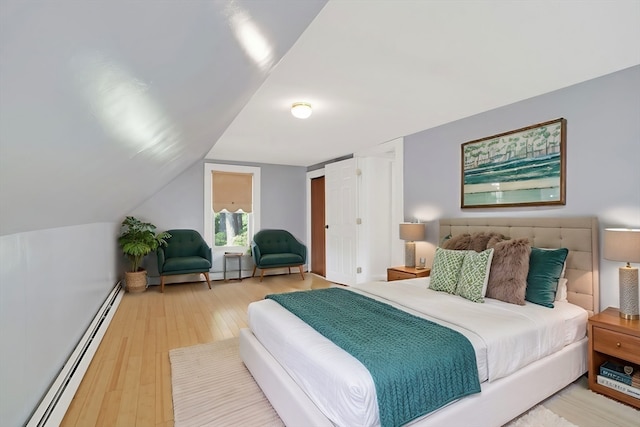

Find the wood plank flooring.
xmin=61 ymin=274 xmax=332 ymax=427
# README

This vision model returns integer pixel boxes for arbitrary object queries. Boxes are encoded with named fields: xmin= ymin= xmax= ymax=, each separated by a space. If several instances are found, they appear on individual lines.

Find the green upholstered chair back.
xmin=252 ymin=229 xmax=305 ymax=256
xmin=163 ymin=229 xmax=210 ymax=259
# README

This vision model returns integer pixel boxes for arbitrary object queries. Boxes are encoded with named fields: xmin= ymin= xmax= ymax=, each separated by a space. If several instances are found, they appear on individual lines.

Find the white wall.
xmin=0 ymin=222 xmax=120 ymax=426
xmin=403 ymin=65 xmax=640 ymax=312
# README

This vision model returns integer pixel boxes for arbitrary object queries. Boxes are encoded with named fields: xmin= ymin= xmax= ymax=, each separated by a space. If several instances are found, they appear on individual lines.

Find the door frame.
xmin=306 ymin=168 xmax=325 ymax=275
xmin=305 ymin=138 xmax=405 ymax=280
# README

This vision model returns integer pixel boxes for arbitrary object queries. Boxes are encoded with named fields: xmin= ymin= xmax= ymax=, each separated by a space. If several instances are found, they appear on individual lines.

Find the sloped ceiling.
xmin=0 ymin=0 xmax=327 ymax=236
xmin=209 ymin=0 xmax=640 ymax=166
xmin=1 ymin=1 xmax=639 ymax=237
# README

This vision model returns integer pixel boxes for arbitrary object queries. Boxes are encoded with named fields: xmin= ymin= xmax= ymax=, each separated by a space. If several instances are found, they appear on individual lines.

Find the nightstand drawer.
xmin=593 ymin=327 xmax=640 ymax=364
xmin=388 ymin=270 xmax=416 ymax=281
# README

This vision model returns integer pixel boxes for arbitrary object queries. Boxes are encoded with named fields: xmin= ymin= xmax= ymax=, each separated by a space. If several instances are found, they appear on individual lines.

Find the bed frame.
xmin=240 ymin=216 xmax=600 ymax=426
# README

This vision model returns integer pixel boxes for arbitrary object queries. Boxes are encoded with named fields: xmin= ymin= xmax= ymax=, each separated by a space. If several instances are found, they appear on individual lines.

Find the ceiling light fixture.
xmin=291 ymin=102 xmax=312 ymax=119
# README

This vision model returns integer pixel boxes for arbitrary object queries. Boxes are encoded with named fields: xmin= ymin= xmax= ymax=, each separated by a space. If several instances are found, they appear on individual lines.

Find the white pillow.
xmin=555 ymin=277 xmax=568 ymax=302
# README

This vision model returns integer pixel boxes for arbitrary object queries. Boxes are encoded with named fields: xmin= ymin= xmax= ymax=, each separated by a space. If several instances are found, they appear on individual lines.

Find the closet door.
xmin=325 ymin=158 xmax=357 ymax=285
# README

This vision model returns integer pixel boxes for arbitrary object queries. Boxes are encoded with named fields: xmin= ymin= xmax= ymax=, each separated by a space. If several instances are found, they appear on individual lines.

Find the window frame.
xmin=204 ymin=163 xmax=260 ymax=251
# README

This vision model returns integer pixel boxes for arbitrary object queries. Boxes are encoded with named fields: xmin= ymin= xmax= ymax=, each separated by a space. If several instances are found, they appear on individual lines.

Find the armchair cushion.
xmin=162 ymin=256 xmax=211 ymax=274
xmin=259 ymin=253 xmax=305 ymax=268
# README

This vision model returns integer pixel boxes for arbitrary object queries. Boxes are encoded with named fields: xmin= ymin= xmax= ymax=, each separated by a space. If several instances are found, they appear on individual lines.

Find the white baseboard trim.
xmin=26 ymin=281 xmax=124 ymax=427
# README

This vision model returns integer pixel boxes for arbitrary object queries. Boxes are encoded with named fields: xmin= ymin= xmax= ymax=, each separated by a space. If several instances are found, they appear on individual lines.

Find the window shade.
xmin=212 ymin=171 xmax=253 ymax=212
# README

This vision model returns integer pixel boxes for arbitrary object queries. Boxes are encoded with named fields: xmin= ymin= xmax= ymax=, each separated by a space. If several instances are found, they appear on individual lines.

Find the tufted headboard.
xmin=439 ymin=217 xmax=600 ymax=316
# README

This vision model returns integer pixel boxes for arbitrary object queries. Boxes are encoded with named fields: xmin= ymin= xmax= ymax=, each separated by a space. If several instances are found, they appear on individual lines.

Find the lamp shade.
xmin=399 ymin=223 xmax=425 ymax=242
xmin=604 ymin=228 xmax=640 ymax=263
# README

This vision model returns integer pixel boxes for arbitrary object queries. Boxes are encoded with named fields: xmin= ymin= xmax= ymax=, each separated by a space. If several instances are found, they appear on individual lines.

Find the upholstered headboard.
xmin=439 ymin=217 xmax=600 ymax=316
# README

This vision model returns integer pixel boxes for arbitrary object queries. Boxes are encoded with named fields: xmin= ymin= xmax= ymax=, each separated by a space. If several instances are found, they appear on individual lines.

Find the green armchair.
xmin=251 ymin=229 xmax=307 ymax=282
xmin=157 ymin=229 xmax=212 ymax=293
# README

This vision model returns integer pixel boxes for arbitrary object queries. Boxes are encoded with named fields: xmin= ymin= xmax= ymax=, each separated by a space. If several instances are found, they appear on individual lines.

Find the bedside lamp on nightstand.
xmin=604 ymin=228 xmax=640 ymax=320
xmin=399 ymin=223 xmax=425 ymax=268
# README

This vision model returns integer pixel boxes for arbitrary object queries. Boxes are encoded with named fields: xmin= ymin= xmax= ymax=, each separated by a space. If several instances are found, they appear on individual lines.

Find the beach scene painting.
xmin=461 ymin=118 xmax=566 ymax=208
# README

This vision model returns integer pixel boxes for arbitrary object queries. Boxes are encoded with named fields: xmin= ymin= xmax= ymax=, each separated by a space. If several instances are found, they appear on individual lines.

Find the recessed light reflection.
xmin=71 ymin=52 xmax=181 ymax=160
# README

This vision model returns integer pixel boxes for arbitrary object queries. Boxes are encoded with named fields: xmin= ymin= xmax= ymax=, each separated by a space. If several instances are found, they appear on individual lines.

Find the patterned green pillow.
xmin=429 ymin=247 xmax=467 ymax=294
xmin=456 ymin=248 xmax=495 ymax=303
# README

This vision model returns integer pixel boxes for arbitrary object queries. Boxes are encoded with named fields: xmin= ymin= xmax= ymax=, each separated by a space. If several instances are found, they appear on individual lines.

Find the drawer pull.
xmin=616 ymin=342 xmax=621 ymax=348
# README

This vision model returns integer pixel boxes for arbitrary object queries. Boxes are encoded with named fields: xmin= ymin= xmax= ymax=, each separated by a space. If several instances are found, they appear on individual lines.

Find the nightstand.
xmin=587 ymin=307 xmax=640 ymax=408
xmin=387 ymin=266 xmax=431 ymax=282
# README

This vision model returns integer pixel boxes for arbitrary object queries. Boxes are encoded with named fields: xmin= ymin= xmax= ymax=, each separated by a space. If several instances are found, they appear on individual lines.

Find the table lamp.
xmin=399 ymin=223 xmax=425 ymax=268
xmin=604 ymin=228 xmax=640 ymax=319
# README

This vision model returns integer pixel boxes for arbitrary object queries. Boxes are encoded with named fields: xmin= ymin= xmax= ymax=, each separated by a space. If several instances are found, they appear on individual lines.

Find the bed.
xmin=240 ymin=217 xmax=600 ymax=426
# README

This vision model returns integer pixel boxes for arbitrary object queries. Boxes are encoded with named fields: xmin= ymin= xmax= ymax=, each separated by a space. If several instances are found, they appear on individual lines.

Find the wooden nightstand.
xmin=387 ymin=266 xmax=431 ymax=281
xmin=587 ymin=307 xmax=640 ymax=408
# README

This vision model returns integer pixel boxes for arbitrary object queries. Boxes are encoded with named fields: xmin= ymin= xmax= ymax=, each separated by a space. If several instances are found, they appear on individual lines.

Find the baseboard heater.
xmin=26 ymin=281 xmax=125 ymax=427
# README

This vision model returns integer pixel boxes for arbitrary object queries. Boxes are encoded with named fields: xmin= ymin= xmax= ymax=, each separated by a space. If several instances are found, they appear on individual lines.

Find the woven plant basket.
xmin=125 ymin=270 xmax=147 ymax=293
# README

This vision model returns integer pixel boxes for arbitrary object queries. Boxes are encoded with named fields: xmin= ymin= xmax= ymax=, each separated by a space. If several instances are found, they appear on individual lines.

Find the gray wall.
xmin=131 ymin=159 xmax=308 ymax=275
xmin=404 ymin=65 xmax=640 ymax=311
xmin=0 ymin=222 xmax=120 ymax=426
xmin=0 ymin=159 xmax=306 ymax=426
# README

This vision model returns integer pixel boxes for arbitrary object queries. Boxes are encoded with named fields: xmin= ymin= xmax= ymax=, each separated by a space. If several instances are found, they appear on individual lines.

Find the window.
xmin=204 ymin=164 xmax=260 ymax=251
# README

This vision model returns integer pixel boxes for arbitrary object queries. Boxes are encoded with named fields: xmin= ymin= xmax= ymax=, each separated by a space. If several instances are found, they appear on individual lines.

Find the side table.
xmin=587 ymin=306 xmax=640 ymax=408
xmin=387 ymin=266 xmax=431 ymax=281
xmin=223 ymin=252 xmax=243 ymax=282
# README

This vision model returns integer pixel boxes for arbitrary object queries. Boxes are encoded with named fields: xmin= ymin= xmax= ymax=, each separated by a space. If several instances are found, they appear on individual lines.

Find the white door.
xmin=325 ymin=158 xmax=357 ymax=285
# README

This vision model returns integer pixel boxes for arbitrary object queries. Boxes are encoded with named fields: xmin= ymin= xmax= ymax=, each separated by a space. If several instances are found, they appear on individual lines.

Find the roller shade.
xmin=212 ymin=171 xmax=252 ymax=212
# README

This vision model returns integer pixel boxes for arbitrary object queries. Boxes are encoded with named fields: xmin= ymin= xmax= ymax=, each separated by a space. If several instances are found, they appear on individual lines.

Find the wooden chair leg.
xmin=298 ymin=265 xmax=305 ymax=280
xmin=260 ymin=269 xmax=265 ymax=282
xmin=160 ymin=276 xmax=165 ymax=293
xmin=252 ymin=266 xmax=257 ymax=277
xmin=203 ymin=272 xmax=212 ymax=289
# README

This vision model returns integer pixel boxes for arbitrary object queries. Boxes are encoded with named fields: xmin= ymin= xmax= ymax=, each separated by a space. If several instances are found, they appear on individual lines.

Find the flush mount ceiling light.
xmin=291 ymin=102 xmax=312 ymax=119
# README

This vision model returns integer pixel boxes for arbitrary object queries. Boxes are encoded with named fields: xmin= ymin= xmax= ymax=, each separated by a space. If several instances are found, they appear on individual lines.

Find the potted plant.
xmin=118 ymin=216 xmax=171 ymax=293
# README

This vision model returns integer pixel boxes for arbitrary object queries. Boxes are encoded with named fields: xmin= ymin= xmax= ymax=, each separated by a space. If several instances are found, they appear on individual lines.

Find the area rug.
xmin=169 ymin=338 xmax=283 ymax=427
xmin=170 ymin=338 xmax=637 ymax=427
xmin=504 ymin=405 xmax=576 ymax=427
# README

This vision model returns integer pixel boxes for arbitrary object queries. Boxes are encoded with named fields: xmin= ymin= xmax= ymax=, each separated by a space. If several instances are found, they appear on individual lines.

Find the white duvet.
xmin=247 ymin=278 xmax=587 ymax=427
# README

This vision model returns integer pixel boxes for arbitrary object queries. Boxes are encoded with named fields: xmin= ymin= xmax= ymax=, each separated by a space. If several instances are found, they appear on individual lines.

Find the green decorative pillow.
xmin=429 ymin=247 xmax=467 ymax=294
xmin=525 ymin=247 xmax=569 ymax=308
xmin=456 ymin=248 xmax=494 ymax=303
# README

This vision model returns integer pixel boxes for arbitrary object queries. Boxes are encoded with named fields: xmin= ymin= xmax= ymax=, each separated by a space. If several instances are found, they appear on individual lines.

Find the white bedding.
xmin=247 ymin=278 xmax=588 ymax=427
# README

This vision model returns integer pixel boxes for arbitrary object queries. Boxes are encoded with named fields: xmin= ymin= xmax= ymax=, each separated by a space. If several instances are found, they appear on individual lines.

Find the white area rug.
xmin=169 ymin=338 xmax=283 ymax=427
xmin=504 ymin=405 xmax=576 ymax=427
xmin=170 ymin=338 xmax=638 ymax=427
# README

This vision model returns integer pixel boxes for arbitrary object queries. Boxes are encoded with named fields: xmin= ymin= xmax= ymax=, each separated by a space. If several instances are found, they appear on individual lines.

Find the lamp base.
xmin=404 ymin=241 xmax=416 ymax=268
xmin=619 ymin=266 xmax=639 ymax=320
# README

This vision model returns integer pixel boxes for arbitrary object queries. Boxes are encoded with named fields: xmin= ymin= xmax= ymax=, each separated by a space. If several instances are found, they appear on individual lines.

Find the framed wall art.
xmin=461 ymin=118 xmax=566 ymax=209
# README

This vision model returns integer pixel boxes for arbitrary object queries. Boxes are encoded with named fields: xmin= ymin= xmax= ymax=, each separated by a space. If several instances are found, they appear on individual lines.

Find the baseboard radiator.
xmin=26 ymin=281 xmax=125 ymax=427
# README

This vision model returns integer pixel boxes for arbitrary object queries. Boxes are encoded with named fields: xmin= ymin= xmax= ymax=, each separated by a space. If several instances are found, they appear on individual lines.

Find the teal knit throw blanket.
xmin=266 ymin=288 xmax=480 ymax=427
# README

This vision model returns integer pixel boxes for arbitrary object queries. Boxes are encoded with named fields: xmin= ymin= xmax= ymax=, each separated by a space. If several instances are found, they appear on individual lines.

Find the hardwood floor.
xmin=61 ymin=273 xmax=332 ymax=427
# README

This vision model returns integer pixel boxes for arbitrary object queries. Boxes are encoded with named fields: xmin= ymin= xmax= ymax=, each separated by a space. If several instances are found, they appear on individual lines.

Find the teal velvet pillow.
xmin=525 ymin=247 xmax=569 ymax=308
xmin=456 ymin=248 xmax=494 ymax=303
xmin=429 ymin=247 xmax=467 ymax=294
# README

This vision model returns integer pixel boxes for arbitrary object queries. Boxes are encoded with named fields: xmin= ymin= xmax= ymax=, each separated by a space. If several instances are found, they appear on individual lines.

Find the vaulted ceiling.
xmin=0 ymin=0 xmax=326 ymax=235
xmin=1 ymin=0 xmax=639 ymax=236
